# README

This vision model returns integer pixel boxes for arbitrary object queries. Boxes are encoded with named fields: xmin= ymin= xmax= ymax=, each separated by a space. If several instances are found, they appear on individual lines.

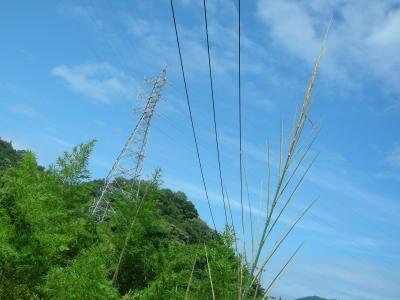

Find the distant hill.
xmin=295 ymin=297 xmax=336 ymax=300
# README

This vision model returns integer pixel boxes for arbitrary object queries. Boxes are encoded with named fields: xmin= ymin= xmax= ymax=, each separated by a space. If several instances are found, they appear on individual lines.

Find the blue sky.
xmin=1 ymin=0 xmax=400 ymax=299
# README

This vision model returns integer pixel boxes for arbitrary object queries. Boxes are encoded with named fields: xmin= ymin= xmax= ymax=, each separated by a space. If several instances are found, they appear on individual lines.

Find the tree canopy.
xmin=0 ymin=139 xmax=264 ymax=299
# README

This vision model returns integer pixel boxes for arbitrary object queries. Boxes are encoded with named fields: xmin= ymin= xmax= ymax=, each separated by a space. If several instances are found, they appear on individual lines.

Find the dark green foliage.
xmin=157 ymin=188 xmax=216 ymax=243
xmin=159 ymin=189 xmax=198 ymax=220
xmin=0 ymin=139 xmax=265 ymax=299
xmin=0 ymin=138 xmax=25 ymax=170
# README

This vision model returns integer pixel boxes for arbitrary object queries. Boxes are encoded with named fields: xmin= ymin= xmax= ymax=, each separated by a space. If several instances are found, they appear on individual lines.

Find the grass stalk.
xmin=256 ymin=179 xmax=264 ymax=254
xmin=225 ymin=185 xmax=239 ymax=254
xmin=204 ymin=244 xmax=216 ymax=300
xmin=112 ymin=183 xmax=148 ymax=286
xmin=184 ymin=252 xmax=198 ymax=300
xmin=241 ymin=21 xmax=331 ymax=298
xmin=250 ymin=25 xmax=327 ymax=277
xmin=243 ymin=162 xmax=255 ymax=264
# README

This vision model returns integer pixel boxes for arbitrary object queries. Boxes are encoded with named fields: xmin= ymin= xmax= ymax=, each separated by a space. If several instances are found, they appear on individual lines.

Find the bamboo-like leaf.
xmin=252 ymin=200 xmax=316 ymax=285
xmin=266 ymin=141 xmax=271 ymax=222
xmin=263 ymin=154 xmax=319 ymax=244
xmin=278 ymin=119 xmax=284 ymax=179
xmin=289 ymin=104 xmax=299 ymax=152
xmin=279 ymin=132 xmax=319 ymax=202
xmin=256 ymin=179 xmax=264 ymax=255
xmin=262 ymin=243 xmax=303 ymax=299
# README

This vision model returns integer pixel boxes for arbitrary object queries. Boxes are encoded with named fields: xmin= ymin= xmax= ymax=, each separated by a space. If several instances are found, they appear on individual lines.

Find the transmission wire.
xmin=202 ymin=0 xmax=229 ymax=226
xmin=238 ymin=0 xmax=245 ymax=236
xmin=170 ymin=0 xmax=217 ymax=231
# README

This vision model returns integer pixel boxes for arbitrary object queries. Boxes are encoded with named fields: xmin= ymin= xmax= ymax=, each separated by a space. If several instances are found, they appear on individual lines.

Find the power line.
xmin=170 ymin=0 xmax=217 ymax=231
xmin=202 ymin=0 xmax=229 ymax=226
xmin=152 ymin=118 xmax=242 ymax=188
xmin=238 ymin=0 xmax=244 ymax=235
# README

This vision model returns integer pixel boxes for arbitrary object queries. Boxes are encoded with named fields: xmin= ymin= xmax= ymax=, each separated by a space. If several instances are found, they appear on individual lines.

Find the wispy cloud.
xmin=59 ymin=3 xmax=99 ymax=25
xmin=121 ymin=0 xmax=271 ymax=78
xmin=9 ymin=103 xmax=43 ymax=119
xmin=256 ymin=0 xmax=400 ymax=98
xmin=221 ymin=132 xmax=400 ymax=223
xmin=277 ymin=259 xmax=400 ymax=300
xmin=51 ymin=62 xmax=137 ymax=103
xmin=49 ymin=136 xmax=73 ymax=149
xmin=385 ymin=144 xmax=400 ymax=167
xmin=374 ymin=170 xmax=400 ymax=182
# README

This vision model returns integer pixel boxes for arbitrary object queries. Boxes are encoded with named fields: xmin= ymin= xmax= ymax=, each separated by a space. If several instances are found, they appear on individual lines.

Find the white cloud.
xmin=51 ymin=63 xmax=137 ymax=103
xmin=256 ymin=0 xmax=400 ymax=95
xmin=257 ymin=0 xmax=320 ymax=63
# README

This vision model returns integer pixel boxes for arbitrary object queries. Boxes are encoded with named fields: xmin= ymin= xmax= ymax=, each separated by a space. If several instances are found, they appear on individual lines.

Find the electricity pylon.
xmin=89 ymin=66 xmax=167 ymax=222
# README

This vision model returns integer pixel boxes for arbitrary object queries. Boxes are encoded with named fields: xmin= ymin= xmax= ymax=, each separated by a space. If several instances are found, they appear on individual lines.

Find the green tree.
xmin=0 ymin=140 xmax=265 ymax=299
xmin=0 ymin=141 xmax=118 ymax=299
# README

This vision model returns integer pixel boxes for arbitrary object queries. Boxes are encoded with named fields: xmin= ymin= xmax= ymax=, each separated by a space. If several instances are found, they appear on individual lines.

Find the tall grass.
xmin=235 ymin=21 xmax=331 ymax=298
xmin=119 ymin=25 xmax=329 ymax=298
xmin=113 ymin=19 xmax=330 ymax=300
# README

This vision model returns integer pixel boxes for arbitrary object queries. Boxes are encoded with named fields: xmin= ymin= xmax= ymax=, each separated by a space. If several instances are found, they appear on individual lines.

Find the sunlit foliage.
xmin=0 ymin=139 xmax=264 ymax=299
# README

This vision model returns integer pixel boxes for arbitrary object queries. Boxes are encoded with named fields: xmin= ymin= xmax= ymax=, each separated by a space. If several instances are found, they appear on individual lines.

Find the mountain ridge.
xmin=294 ymin=296 xmax=337 ymax=300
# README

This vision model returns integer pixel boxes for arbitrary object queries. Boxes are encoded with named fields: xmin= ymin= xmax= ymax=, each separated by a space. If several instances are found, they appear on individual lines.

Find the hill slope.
xmin=0 ymin=139 xmax=264 ymax=299
xmin=0 ymin=138 xmax=25 ymax=169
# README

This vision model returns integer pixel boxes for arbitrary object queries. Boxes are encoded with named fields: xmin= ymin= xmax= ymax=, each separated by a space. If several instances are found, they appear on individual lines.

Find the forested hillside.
xmin=0 ymin=139 xmax=26 ymax=169
xmin=0 ymin=138 xmax=264 ymax=299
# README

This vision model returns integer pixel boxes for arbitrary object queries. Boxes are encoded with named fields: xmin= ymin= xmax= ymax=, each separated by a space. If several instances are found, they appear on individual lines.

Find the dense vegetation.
xmin=0 ymin=139 xmax=26 ymax=169
xmin=0 ymin=138 xmax=264 ymax=299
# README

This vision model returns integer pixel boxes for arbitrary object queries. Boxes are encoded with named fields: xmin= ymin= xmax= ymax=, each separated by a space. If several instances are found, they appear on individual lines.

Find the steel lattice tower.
xmin=89 ymin=66 xmax=167 ymax=222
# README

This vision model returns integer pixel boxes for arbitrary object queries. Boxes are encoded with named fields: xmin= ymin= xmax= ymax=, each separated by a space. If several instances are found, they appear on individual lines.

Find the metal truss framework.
xmin=89 ymin=66 xmax=167 ymax=222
